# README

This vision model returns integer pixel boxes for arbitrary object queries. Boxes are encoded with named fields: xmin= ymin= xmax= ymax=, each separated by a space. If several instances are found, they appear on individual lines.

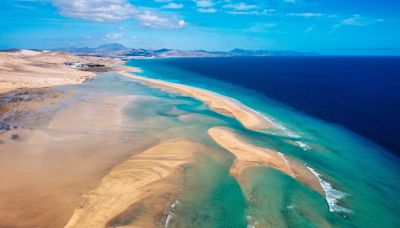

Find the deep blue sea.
xmin=134 ymin=56 xmax=400 ymax=155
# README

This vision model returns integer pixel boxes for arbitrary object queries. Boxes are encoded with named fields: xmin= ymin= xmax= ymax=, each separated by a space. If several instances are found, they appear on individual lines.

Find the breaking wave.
xmin=307 ymin=166 xmax=352 ymax=213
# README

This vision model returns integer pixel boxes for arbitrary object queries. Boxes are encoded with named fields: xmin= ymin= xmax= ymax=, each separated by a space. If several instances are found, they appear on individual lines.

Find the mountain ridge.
xmin=54 ymin=43 xmax=319 ymax=58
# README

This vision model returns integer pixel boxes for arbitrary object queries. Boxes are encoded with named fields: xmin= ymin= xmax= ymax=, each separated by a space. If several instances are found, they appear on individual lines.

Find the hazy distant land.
xmin=56 ymin=43 xmax=319 ymax=58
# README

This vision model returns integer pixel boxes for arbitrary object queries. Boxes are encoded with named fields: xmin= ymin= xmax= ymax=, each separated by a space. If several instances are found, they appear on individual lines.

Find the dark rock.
xmin=11 ymin=134 xmax=19 ymax=140
xmin=0 ymin=121 xmax=10 ymax=131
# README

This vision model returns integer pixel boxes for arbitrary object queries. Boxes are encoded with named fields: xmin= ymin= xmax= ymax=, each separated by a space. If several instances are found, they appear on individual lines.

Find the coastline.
xmin=0 ymin=58 xmax=396 ymax=226
xmin=118 ymin=67 xmax=271 ymax=131
xmin=118 ymin=67 xmax=314 ymax=150
xmin=117 ymin=66 xmax=352 ymax=215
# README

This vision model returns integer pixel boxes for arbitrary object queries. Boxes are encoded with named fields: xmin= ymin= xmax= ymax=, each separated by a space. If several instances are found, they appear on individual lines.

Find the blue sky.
xmin=1 ymin=0 xmax=399 ymax=54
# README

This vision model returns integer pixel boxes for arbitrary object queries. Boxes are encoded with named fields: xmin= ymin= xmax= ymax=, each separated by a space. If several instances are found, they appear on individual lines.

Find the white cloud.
xmin=50 ymin=0 xmax=185 ymax=29
xmin=223 ymin=2 xmax=258 ymax=11
xmin=178 ymin=20 xmax=186 ymax=27
xmin=136 ymin=10 xmax=186 ymax=29
xmin=193 ymin=0 xmax=218 ymax=13
xmin=193 ymin=0 xmax=216 ymax=8
xmin=162 ymin=2 xmax=184 ymax=9
xmin=286 ymin=12 xmax=324 ymax=18
xmin=247 ymin=23 xmax=277 ymax=32
xmin=342 ymin=15 xmax=383 ymax=26
xmin=304 ymin=25 xmax=313 ymax=33
xmin=131 ymin=35 xmax=139 ymax=42
xmin=198 ymin=7 xmax=217 ymax=13
xmin=104 ymin=32 xmax=123 ymax=41
xmin=226 ymin=9 xmax=275 ymax=15
xmin=51 ymin=0 xmax=135 ymax=22
xmin=331 ymin=15 xmax=384 ymax=32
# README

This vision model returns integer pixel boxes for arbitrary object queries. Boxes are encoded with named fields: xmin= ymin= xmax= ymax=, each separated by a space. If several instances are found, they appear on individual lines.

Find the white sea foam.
xmin=267 ymin=117 xmax=312 ymax=151
xmin=295 ymin=140 xmax=311 ymax=150
xmin=307 ymin=166 xmax=352 ymax=213
xmin=165 ymin=212 xmax=174 ymax=228
xmin=224 ymin=93 xmax=349 ymax=213
xmin=277 ymin=152 xmax=290 ymax=166
xmin=165 ymin=200 xmax=180 ymax=227
xmin=286 ymin=204 xmax=295 ymax=209
xmin=273 ymin=121 xmax=301 ymax=139
xmin=246 ymin=215 xmax=257 ymax=228
xmin=198 ymin=88 xmax=312 ymax=151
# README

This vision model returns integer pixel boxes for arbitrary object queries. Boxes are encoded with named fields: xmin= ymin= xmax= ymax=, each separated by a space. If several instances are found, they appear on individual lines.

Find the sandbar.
xmin=65 ymin=139 xmax=202 ymax=228
xmin=118 ymin=67 xmax=271 ymax=131
xmin=208 ymin=126 xmax=324 ymax=195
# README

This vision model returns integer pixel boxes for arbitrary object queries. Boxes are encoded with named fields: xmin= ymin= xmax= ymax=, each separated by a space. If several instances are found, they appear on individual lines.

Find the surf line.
xmin=120 ymin=68 xmax=351 ymax=215
xmin=307 ymin=166 xmax=352 ymax=213
xmin=119 ymin=68 xmax=312 ymax=151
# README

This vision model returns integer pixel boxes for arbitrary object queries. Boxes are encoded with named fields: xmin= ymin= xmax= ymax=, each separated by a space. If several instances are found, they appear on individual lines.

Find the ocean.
xmin=122 ymin=57 xmax=400 ymax=227
xmin=131 ymin=56 xmax=400 ymax=155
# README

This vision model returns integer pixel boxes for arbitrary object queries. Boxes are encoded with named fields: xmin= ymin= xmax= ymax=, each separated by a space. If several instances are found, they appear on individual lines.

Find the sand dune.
xmin=65 ymin=139 xmax=202 ymax=228
xmin=119 ymin=68 xmax=271 ymax=131
xmin=208 ymin=126 xmax=324 ymax=195
xmin=0 ymin=50 xmax=122 ymax=94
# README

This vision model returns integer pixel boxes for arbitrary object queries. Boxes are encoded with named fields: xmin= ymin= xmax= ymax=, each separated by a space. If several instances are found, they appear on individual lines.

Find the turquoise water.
xmin=60 ymin=62 xmax=400 ymax=227
xmin=118 ymin=59 xmax=400 ymax=227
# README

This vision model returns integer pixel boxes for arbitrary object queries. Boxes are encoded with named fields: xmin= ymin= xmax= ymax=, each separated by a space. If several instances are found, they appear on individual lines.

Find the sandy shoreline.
xmin=118 ymin=67 xmax=271 ymax=131
xmin=208 ymin=126 xmax=324 ymax=195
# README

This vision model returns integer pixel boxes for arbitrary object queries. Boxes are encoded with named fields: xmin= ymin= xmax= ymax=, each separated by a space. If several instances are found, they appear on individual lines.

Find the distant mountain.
xmin=126 ymin=49 xmax=230 ymax=58
xmin=96 ymin=43 xmax=128 ymax=51
xmin=57 ymin=43 xmax=131 ymax=57
xmin=56 ymin=43 xmax=318 ymax=58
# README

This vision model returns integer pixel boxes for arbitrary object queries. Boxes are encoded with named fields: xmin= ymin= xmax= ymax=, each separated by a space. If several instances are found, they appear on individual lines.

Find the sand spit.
xmin=65 ymin=139 xmax=201 ymax=228
xmin=0 ymin=50 xmax=122 ymax=94
xmin=208 ymin=127 xmax=323 ymax=195
xmin=119 ymin=68 xmax=270 ymax=131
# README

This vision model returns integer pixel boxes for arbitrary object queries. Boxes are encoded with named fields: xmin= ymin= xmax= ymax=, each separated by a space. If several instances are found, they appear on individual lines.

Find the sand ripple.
xmin=65 ymin=139 xmax=201 ymax=228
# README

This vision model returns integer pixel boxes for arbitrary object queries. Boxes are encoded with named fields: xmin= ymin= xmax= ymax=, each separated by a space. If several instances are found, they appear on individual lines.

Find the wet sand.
xmin=65 ymin=139 xmax=202 ymax=228
xmin=208 ymin=126 xmax=324 ymax=195
xmin=0 ymin=94 xmax=140 ymax=227
xmin=118 ymin=68 xmax=271 ymax=131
